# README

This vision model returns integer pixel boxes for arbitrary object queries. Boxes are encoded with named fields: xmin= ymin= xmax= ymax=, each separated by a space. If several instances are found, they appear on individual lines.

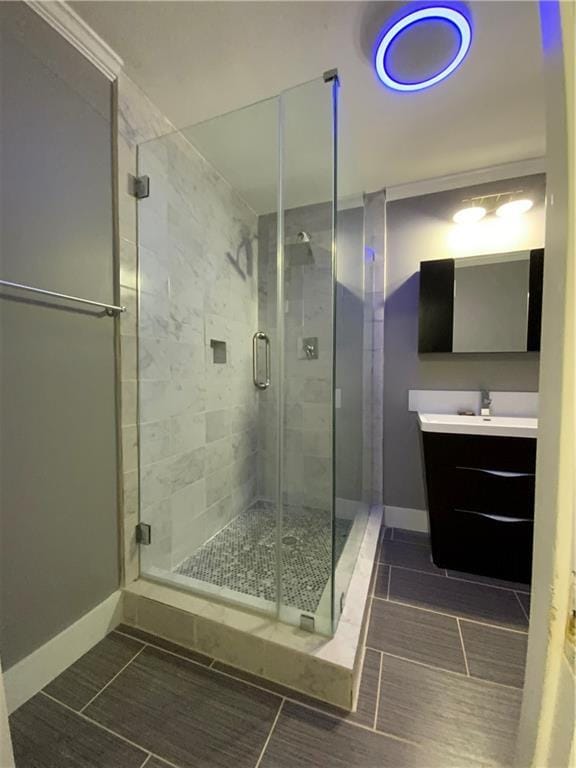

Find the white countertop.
xmin=418 ymin=413 xmax=538 ymax=438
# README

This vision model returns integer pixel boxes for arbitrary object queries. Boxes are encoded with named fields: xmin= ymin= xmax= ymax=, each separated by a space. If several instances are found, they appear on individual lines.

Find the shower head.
xmin=286 ymin=231 xmax=314 ymax=266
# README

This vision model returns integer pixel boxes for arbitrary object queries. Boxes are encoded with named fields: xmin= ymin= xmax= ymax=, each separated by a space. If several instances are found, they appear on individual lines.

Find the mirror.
xmin=418 ymin=249 xmax=543 ymax=354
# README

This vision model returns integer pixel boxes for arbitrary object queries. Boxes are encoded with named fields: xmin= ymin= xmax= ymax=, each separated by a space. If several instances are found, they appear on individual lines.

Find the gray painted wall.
xmin=384 ymin=175 xmax=545 ymax=513
xmin=0 ymin=6 xmax=118 ymax=668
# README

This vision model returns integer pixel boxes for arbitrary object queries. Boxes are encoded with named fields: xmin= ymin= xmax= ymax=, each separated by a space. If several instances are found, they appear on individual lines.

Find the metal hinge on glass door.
xmin=130 ymin=174 xmax=150 ymax=199
xmin=135 ymin=522 xmax=152 ymax=545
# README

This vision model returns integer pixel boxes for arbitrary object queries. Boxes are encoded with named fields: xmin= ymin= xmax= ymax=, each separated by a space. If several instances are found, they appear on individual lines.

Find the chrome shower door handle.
xmin=253 ymin=331 xmax=270 ymax=389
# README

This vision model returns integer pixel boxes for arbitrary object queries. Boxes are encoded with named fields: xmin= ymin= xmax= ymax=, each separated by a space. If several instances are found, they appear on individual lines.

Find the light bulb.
xmin=452 ymin=206 xmax=487 ymax=225
xmin=496 ymin=199 xmax=534 ymax=218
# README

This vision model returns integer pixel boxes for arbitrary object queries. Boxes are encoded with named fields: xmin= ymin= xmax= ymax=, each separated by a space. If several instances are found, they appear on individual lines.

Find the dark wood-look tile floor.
xmin=44 ymin=632 xmax=145 ymax=711
xmin=459 ymin=620 xmax=528 ymax=688
xmin=367 ymin=598 xmax=467 ymax=674
xmin=380 ymin=540 xmax=438 ymax=573
xmin=145 ymin=759 xmax=174 ymax=768
xmin=9 ymin=525 xmax=530 ymax=768
xmin=85 ymin=645 xmax=280 ymax=768
xmin=258 ymin=700 xmax=461 ymax=768
xmin=10 ymin=693 xmax=147 ymax=768
xmin=377 ymin=655 xmax=522 ymax=767
xmin=389 ymin=565 xmax=529 ymax=630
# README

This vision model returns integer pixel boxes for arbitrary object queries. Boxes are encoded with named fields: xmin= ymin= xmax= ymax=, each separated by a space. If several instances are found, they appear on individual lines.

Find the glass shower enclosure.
xmin=136 ymin=74 xmax=367 ymax=635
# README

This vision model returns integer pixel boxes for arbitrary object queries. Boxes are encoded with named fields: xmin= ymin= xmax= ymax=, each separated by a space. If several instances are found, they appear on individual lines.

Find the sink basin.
xmin=418 ymin=413 xmax=538 ymax=438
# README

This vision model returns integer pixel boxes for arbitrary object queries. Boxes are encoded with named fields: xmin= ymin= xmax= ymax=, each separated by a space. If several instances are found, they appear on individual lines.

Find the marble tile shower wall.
xmin=116 ymin=74 xmax=258 ymax=583
xmin=257 ymin=197 xmax=384 ymax=512
xmin=258 ymin=203 xmax=344 ymax=511
xmin=137 ymin=134 xmax=259 ymax=571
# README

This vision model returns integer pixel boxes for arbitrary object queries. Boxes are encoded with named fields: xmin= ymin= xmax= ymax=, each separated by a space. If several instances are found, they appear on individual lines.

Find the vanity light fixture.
xmin=452 ymin=206 xmax=487 ymax=225
xmin=496 ymin=199 xmax=534 ymax=218
xmin=374 ymin=6 xmax=472 ymax=92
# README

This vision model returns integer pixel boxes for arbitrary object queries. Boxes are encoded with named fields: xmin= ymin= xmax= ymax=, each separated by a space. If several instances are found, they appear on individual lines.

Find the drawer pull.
xmin=455 ymin=508 xmax=532 ymax=523
xmin=456 ymin=467 xmax=534 ymax=478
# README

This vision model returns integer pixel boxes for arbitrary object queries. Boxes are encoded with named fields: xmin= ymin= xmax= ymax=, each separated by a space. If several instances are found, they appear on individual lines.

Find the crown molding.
xmin=385 ymin=157 xmax=547 ymax=201
xmin=25 ymin=1 xmax=123 ymax=81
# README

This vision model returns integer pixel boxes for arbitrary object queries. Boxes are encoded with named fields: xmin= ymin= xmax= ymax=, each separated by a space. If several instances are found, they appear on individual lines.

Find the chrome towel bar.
xmin=0 ymin=279 xmax=126 ymax=315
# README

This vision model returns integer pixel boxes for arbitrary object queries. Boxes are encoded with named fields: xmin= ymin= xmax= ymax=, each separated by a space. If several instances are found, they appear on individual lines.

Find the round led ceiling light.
xmin=452 ymin=206 xmax=486 ymax=225
xmin=496 ymin=199 xmax=534 ymax=218
xmin=374 ymin=7 xmax=472 ymax=92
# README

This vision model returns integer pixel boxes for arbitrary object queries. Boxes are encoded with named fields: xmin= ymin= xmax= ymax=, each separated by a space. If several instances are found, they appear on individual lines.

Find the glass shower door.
xmin=278 ymin=75 xmax=338 ymax=635
xmin=136 ymin=96 xmax=280 ymax=618
xmin=135 ymin=74 xmax=340 ymax=636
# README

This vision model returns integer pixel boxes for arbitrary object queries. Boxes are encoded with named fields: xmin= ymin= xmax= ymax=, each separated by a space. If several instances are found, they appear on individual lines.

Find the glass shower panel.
xmin=278 ymin=76 xmax=337 ymax=634
xmin=137 ymin=96 xmax=279 ymax=617
xmin=333 ymin=205 xmax=369 ymax=625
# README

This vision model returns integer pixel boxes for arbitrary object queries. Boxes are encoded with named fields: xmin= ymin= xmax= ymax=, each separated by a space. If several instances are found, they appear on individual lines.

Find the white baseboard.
xmin=384 ymin=505 xmax=429 ymax=533
xmin=4 ymin=590 xmax=123 ymax=714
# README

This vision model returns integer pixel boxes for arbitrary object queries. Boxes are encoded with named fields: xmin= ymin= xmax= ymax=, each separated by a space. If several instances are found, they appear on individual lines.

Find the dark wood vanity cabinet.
xmin=422 ymin=433 xmax=536 ymax=583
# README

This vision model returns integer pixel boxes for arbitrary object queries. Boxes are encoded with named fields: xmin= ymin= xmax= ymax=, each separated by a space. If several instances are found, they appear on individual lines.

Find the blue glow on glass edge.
xmin=374 ymin=7 xmax=472 ymax=92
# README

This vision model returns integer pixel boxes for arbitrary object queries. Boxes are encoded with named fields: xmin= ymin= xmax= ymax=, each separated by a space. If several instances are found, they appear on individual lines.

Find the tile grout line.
xmin=366 ymin=648 xmax=523 ymax=691
xmin=372 ymin=594 xmax=529 ymax=634
xmin=40 ymin=691 xmax=184 ymax=768
xmin=42 ymin=632 xmax=476 ymax=758
xmin=117 ymin=609 xmax=526 ymax=707
xmin=253 ymin=698 xmax=285 ymax=768
xmin=379 ymin=561 xmax=530 ymax=594
xmin=445 ymin=571 xmax=531 ymax=594
xmin=140 ymin=755 xmax=152 ymax=768
xmin=112 ymin=619 xmax=524 ymax=749
xmin=115 ymin=629 xmax=357 ymax=725
xmin=116 ymin=627 xmax=430 ymax=746
xmin=456 ymin=618 xmax=471 ymax=676
xmin=79 ymin=645 xmax=147 ymax=714
xmin=203 ymin=638 xmax=524 ymax=736
xmin=114 ymin=629 xmax=214 ymax=671
xmin=384 ymin=530 xmax=532 ymax=596
xmin=373 ymin=650 xmax=384 ymax=730
xmin=514 ymin=590 xmax=530 ymax=622
xmin=386 ymin=565 xmax=391 ymax=600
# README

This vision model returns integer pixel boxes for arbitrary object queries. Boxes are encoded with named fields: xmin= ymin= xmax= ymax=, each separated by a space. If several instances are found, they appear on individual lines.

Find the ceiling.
xmin=72 ymin=1 xmax=546 ymax=212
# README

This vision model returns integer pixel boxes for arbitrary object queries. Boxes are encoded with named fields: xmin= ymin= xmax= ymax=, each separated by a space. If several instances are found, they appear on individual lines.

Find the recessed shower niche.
xmin=210 ymin=339 xmax=227 ymax=364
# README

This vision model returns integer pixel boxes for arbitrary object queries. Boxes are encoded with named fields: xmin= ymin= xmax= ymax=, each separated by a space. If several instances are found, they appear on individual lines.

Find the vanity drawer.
xmin=422 ymin=431 xmax=535 ymax=583
xmin=435 ymin=507 xmax=533 ymax=583
xmin=451 ymin=465 xmax=535 ymax=519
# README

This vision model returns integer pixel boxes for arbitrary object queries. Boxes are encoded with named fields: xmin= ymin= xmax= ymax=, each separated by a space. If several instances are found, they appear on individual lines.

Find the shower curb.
xmin=122 ymin=506 xmax=383 ymax=710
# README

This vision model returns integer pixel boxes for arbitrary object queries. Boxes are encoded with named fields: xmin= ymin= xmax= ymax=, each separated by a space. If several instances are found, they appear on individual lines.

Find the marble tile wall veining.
xmin=257 ymin=204 xmax=334 ymax=511
xmin=137 ymin=120 xmax=259 ymax=572
xmin=256 ymin=199 xmax=384 ymax=513
xmin=116 ymin=73 xmax=258 ymax=583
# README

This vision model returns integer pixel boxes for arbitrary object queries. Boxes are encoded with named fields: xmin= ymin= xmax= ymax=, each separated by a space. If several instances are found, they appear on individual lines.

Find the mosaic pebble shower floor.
xmin=174 ymin=500 xmax=352 ymax=613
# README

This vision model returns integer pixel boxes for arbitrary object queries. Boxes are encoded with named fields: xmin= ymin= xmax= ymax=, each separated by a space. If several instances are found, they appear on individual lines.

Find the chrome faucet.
xmin=480 ymin=389 xmax=492 ymax=416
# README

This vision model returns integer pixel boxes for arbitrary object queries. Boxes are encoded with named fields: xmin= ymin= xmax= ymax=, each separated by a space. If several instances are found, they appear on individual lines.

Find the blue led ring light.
xmin=375 ymin=7 xmax=472 ymax=92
